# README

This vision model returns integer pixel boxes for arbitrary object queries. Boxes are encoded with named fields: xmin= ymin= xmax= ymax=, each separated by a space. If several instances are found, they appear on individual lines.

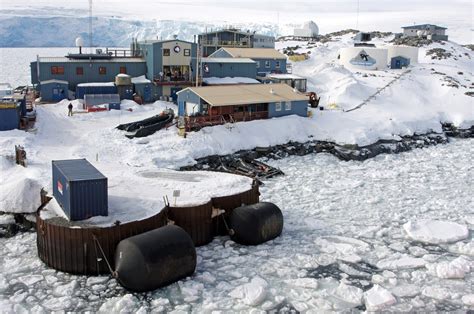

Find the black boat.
xmin=125 ymin=111 xmax=174 ymax=139
xmin=116 ymin=114 xmax=166 ymax=132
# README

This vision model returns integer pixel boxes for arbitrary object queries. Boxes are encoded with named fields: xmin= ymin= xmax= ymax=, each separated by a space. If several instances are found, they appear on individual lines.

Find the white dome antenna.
xmin=75 ymin=36 xmax=84 ymax=54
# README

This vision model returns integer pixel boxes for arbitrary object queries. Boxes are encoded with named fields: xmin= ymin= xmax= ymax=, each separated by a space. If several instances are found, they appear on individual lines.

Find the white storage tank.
xmin=340 ymin=47 xmax=388 ymax=70
xmin=387 ymin=45 xmax=419 ymax=64
xmin=115 ymin=74 xmax=132 ymax=86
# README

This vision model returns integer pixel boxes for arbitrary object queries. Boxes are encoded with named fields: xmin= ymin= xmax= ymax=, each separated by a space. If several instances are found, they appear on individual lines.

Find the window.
xmin=163 ymin=48 xmax=170 ymax=56
xmin=255 ymin=61 xmax=260 ymax=68
xmin=119 ymin=66 xmax=127 ymax=74
xmin=99 ymin=67 xmax=107 ymax=75
xmin=285 ymin=101 xmax=292 ymax=111
xmin=275 ymin=102 xmax=282 ymax=111
xmin=76 ymin=67 xmax=83 ymax=75
xmin=275 ymin=61 xmax=280 ymax=68
xmin=184 ymin=49 xmax=191 ymax=56
xmin=51 ymin=66 xmax=64 ymax=75
xmin=265 ymin=61 xmax=271 ymax=68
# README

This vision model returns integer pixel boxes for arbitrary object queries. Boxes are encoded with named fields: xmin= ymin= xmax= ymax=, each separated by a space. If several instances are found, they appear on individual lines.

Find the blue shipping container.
xmin=52 ymin=159 xmax=108 ymax=221
xmin=0 ymin=107 xmax=20 ymax=131
xmin=76 ymin=84 xmax=118 ymax=99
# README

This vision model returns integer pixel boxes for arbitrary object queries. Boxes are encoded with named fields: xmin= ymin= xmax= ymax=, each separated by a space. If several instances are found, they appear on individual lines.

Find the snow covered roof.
xmin=212 ymin=48 xmax=286 ymax=59
xmin=138 ymin=38 xmax=195 ymax=45
xmin=203 ymin=77 xmax=260 ymax=85
xmin=38 ymin=57 xmax=145 ymax=63
xmin=202 ymin=57 xmax=256 ymax=64
xmin=402 ymin=24 xmax=447 ymax=30
xmin=77 ymin=82 xmax=115 ymax=87
xmin=40 ymin=79 xmax=69 ymax=85
xmin=131 ymin=75 xmax=152 ymax=84
xmin=179 ymin=83 xmax=308 ymax=107
xmin=266 ymin=74 xmax=305 ymax=80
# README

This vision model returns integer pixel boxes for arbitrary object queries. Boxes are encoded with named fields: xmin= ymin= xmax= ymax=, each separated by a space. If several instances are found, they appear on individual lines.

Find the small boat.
xmin=116 ymin=114 xmax=165 ymax=131
xmin=124 ymin=110 xmax=175 ymax=139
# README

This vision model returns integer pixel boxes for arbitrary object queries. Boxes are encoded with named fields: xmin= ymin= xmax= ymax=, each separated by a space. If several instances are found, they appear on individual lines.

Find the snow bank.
xmin=403 ymin=220 xmax=469 ymax=244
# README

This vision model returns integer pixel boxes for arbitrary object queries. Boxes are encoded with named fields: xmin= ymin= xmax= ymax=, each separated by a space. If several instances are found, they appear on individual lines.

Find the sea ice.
xmin=462 ymin=294 xmax=474 ymax=306
xmin=425 ymin=256 xmax=471 ymax=279
xmin=363 ymin=284 xmax=397 ymax=311
xmin=229 ymin=277 xmax=269 ymax=306
xmin=376 ymin=255 xmax=426 ymax=270
xmin=403 ymin=220 xmax=469 ymax=244
xmin=333 ymin=282 xmax=363 ymax=305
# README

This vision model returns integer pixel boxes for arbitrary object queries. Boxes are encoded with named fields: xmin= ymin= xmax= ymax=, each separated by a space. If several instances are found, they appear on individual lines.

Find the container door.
xmin=395 ymin=60 xmax=401 ymax=69
xmin=144 ymin=85 xmax=151 ymax=102
xmin=52 ymin=86 xmax=64 ymax=102
xmin=170 ymin=88 xmax=181 ymax=103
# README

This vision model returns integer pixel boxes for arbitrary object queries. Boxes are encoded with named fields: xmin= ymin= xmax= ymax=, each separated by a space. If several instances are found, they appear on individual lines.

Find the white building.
xmin=294 ymin=21 xmax=319 ymax=38
xmin=402 ymin=24 xmax=448 ymax=41
xmin=340 ymin=45 xmax=419 ymax=70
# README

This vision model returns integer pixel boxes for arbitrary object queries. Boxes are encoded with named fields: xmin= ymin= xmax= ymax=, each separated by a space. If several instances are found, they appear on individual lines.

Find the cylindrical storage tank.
xmin=115 ymin=74 xmax=132 ymax=86
xmin=340 ymin=47 xmax=388 ymax=70
xmin=387 ymin=45 xmax=419 ymax=64
xmin=115 ymin=225 xmax=196 ymax=292
xmin=229 ymin=202 xmax=283 ymax=245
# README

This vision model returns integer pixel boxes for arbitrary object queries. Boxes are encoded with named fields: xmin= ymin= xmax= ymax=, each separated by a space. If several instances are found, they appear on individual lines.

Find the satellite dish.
xmin=75 ymin=36 xmax=84 ymax=47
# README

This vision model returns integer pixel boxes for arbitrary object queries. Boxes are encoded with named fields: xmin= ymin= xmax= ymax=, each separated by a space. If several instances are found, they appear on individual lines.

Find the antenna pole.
xmin=89 ymin=0 xmax=93 ymax=52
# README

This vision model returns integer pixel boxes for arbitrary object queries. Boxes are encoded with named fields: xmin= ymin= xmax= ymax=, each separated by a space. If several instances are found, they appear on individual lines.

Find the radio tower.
xmin=89 ymin=0 xmax=93 ymax=52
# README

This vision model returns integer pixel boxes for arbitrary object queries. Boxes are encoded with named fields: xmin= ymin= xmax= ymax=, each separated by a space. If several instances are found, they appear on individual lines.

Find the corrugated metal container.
xmin=0 ymin=104 xmax=20 ymax=131
xmin=52 ymin=159 xmax=108 ymax=221
xmin=84 ymin=94 xmax=121 ymax=110
xmin=76 ymin=84 xmax=118 ymax=99
xmin=117 ymin=85 xmax=133 ymax=100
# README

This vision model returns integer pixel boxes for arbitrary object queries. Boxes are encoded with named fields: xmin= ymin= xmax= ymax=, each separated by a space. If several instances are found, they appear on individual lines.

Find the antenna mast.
xmin=89 ymin=0 xmax=93 ymax=52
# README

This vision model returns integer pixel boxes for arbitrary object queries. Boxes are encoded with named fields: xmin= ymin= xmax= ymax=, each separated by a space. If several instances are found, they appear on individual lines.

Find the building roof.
xmin=52 ymin=159 xmax=106 ymax=181
xmin=202 ymin=57 xmax=256 ymax=64
xmin=402 ymin=24 xmax=447 ymax=30
xmin=40 ymin=79 xmax=69 ymax=85
xmin=265 ymin=73 xmax=305 ymax=80
xmin=203 ymin=77 xmax=260 ymax=85
xmin=138 ymin=39 xmax=195 ymax=45
xmin=77 ymin=82 xmax=115 ymax=87
xmin=37 ymin=57 xmax=145 ymax=63
xmin=211 ymin=48 xmax=286 ymax=59
xmin=178 ymin=83 xmax=308 ymax=107
xmin=198 ymin=28 xmax=251 ymax=36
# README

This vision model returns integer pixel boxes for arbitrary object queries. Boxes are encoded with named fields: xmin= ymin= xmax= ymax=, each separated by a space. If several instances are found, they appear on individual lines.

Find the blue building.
xmin=0 ymin=101 xmax=21 ymax=131
xmin=201 ymin=58 xmax=257 ymax=79
xmin=39 ymin=80 xmax=69 ymax=102
xmin=137 ymin=39 xmax=198 ymax=102
xmin=209 ymin=48 xmax=287 ymax=77
xmin=177 ymin=83 xmax=308 ymax=131
xmin=198 ymin=28 xmax=275 ymax=57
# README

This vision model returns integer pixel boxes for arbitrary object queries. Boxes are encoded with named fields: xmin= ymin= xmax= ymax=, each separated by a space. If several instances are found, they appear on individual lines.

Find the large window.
xmin=51 ymin=66 xmax=65 ymax=75
xmin=99 ymin=67 xmax=107 ymax=75
xmin=275 ymin=61 xmax=280 ymax=68
xmin=285 ymin=101 xmax=292 ymax=111
xmin=163 ymin=48 xmax=170 ymax=56
xmin=76 ymin=67 xmax=83 ymax=75
xmin=265 ymin=61 xmax=271 ymax=68
xmin=119 ymin=66 xmax=127 ymax=74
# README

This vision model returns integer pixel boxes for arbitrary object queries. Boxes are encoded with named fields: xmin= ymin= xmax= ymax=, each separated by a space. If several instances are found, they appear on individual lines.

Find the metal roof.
xmin=40 ymin=79 xmax=69 ymax=85
xmin=211 ymin=48 xmax=286 ymax=59
xmin=202 ymin=57 xmax=256 ymax=64
xmin=402 ymin=24 xmax=447 ymax=30
xmin=265 ymin=74 xmax=305 ymax=80
xmin=38 ymin=57 xmax=145 ymax=63
xmin=178 ymin=83 xmax=308 ymax=107
xmin=138 ymin=39 xmax=195 ymax=45
xmin=52 ymin=159 xmax=106 ymax=181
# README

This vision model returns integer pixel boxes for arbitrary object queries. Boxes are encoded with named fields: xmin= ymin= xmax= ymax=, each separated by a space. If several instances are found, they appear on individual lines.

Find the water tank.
xmin=115 ymin=225 xmax=196 ymax=292
xmin=115 ymin=74 xmax=132 ymax=86
xmin=229 ymin=202 xmax=284 ymax=245
xmin=339 ymin=47 xmax=388 ymax=70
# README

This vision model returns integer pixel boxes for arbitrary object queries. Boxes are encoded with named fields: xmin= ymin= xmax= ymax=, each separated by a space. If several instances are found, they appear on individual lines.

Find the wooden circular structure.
xmin=36 ymin=183 xmax=259 ymax=275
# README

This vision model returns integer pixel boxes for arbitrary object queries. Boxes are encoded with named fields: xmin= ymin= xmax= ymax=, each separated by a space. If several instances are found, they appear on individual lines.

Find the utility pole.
xmin=89 ymin=0 xmax=93 ymax=52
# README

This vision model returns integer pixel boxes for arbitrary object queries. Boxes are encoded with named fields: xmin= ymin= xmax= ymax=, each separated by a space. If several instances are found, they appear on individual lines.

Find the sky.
xmin=0 ymin=0 xmax=472 ymax=43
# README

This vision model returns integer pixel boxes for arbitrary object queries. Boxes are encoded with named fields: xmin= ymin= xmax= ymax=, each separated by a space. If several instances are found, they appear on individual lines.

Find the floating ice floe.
xmin=229 ymin=277 xmax=269 ymax=306
xmin=403 ymin=220 xmax=469 ymax=244
xmin=422 ymin=286 xmax=451 ymax=301
xmin=462 ymin=294 xmax=474 ymax=306
xmin=333 ymin=282 xmax=363 ymax=306
xmin=425 ymin=256 xmax=471 ymax=279
xmin=449 ymin=241 xmax=474 ymax=256
xmin=364 ymin=284 xmax=396 ymax=311
xmin=376 ymin=255 xmax=426 ymax=270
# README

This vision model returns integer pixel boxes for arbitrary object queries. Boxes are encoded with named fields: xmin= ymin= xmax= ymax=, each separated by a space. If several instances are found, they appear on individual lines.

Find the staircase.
xmin=346 ymin=70 xmax=411 ymax=113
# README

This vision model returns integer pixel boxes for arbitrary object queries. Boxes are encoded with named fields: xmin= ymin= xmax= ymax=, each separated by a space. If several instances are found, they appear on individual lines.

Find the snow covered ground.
xmin=0 ymin=139 xmax=472 ymax=312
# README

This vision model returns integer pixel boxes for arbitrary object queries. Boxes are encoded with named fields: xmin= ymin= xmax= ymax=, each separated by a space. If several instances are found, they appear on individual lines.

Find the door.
xmin=143 ymin=85 xmax=151 ymax=102
xmin=170 ymin=87 xmax=181 ymax=103
xmin=395 ymin=60 xmax=401 ymax=69
xmin=52 ymin=86 xmax=64 ymax=102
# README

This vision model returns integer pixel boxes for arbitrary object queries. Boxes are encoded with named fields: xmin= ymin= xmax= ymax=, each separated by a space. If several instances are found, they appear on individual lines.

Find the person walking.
xmin=68 ymin=102 xmax=73 ymax=116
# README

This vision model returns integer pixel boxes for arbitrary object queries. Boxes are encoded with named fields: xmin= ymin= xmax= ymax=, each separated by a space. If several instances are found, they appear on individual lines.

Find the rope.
xmin=92 ymin=234 xmax=117 ymax=278
xmin=221 ymin=214 xmax=235 ymax=236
